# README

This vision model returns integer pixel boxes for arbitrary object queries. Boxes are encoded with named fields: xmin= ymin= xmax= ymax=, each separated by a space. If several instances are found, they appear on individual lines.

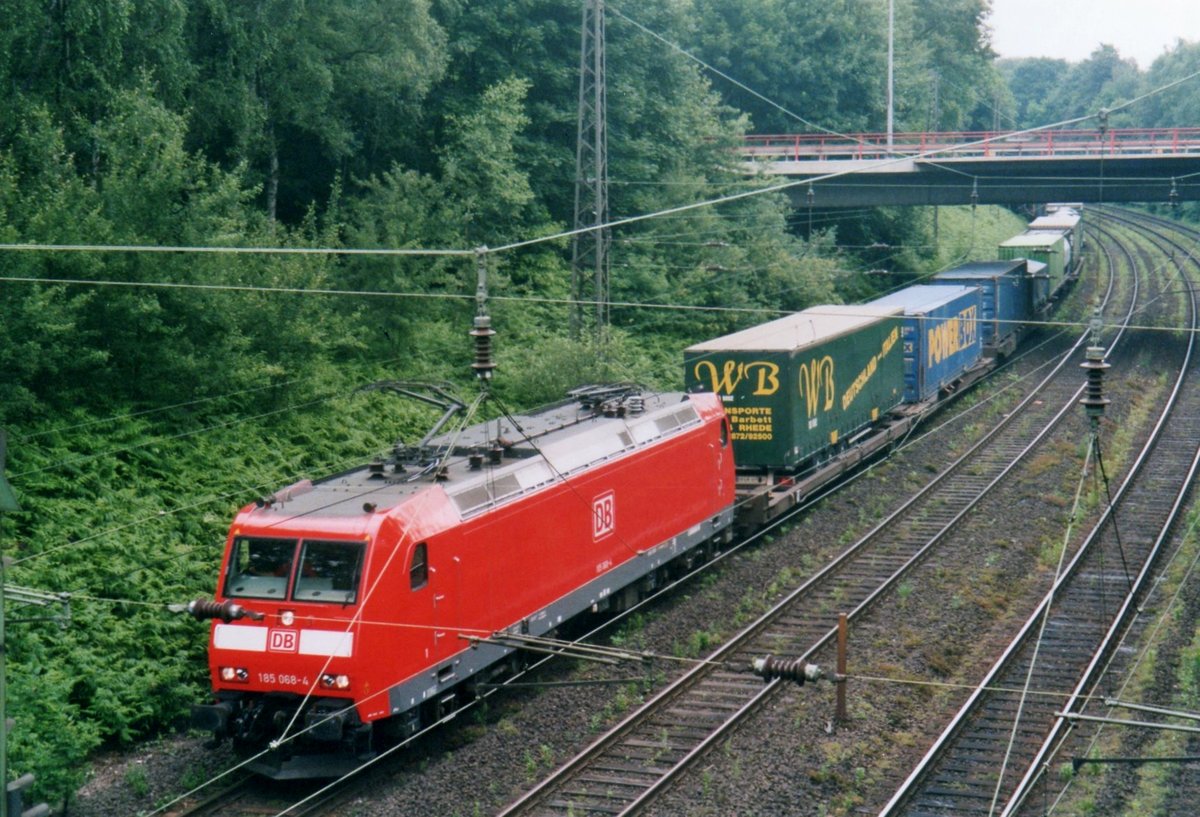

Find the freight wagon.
xmin=684 ymin=304 xmax=905 ymax=471
xmin=866 ymin=285 xmax=983 ymax=403
xmin=999 ymin=231 xmax=1069 ymax=305
xmin=932 ymin=261 xmax=1033 ymax=356
xmin=1029 ymin=207 xmax=1083 ymax=275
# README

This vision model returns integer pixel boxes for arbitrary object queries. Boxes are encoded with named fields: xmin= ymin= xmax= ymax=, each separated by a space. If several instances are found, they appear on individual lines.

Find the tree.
xmin=687 ymin=0 xmax=885 ymax=134
xmin=1045 ymin=45 xmax=1142 ymax=126
xmin=906 ymin=0 xmax=999 ymax=131
xmin=0 ymin=0 xmax=192 ymax=161
xmin=1140 ymin=41 xmax=1200 ymax=128
xmin=998 ymin=57 xmax=1071 ymax=128
xmin=186 ymin=0 xmax=448 ymax=222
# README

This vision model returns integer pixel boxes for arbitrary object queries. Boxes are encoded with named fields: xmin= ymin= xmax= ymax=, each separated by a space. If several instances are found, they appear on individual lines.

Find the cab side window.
xmin=410 ymin=542 xmax=429 ymax=590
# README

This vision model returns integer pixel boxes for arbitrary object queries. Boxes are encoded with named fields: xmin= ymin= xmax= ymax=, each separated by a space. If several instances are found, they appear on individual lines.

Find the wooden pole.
xmin=836 ymin=612 xmax=848 ymax=722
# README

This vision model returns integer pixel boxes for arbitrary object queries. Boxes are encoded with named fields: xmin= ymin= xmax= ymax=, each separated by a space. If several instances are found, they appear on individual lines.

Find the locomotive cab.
xmin=194 ymin=532 xmax=375 ymax=778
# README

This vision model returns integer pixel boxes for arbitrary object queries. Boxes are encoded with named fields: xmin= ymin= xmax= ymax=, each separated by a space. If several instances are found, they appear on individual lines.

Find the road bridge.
xmin=742 ymin=128 xmax=1200 ymax=207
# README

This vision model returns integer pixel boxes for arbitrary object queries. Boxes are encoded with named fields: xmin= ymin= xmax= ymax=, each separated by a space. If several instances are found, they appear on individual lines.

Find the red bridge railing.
xmin=742 ymin=128 xmax=1200 ymax=161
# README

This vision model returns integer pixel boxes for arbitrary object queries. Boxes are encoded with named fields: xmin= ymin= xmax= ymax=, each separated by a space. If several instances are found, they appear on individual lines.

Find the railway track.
xmin=495 ymin=230 xmax=1137 ymax=816
xmin=1012 ymin=208 xmax=1200 ymax=816
xmin=159 ymin=772 xmax=357 ymax=817
xmin=879 ymin=209 xmax=1200 ymax=817
xmin=1063 ymin=210 xmax=1200 ymax=817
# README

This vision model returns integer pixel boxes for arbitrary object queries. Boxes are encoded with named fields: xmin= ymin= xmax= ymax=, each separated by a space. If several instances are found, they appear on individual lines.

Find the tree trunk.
xmin=266 ymin=122 xmax=279 ymax=225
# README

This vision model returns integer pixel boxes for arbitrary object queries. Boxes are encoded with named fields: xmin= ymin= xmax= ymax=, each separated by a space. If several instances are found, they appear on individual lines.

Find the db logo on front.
xmin=592 ymin=492 xmax=615 ymax=541
xmin=268 ymin=629 xmax=299 ymax=652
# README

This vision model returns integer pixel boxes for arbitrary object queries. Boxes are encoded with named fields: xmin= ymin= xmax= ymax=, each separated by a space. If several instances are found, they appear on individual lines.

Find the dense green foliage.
xmin=999 ymin=40 xmax=1200 ymax=131
xmin=1 ymin=0 xmax=1192 ymax=806
xmin=685 ymin=0 xmax=999 ymax=133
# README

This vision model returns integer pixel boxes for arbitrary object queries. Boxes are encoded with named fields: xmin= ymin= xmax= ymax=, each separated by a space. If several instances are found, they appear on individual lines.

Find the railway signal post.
xmin=1079 ymin=308 xmax=1110 ymax=429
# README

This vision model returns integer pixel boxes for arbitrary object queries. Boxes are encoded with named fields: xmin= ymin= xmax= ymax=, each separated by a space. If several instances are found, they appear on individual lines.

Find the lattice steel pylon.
xmin=570 ymin=0 xmax=610 ymax=341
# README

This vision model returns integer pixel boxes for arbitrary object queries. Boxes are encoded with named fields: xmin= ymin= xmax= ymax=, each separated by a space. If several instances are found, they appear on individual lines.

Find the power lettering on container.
xmin=926 ymin=305 xmax=979 ymax=366
xmin=593 ymin=492 xmax=616 ymax=541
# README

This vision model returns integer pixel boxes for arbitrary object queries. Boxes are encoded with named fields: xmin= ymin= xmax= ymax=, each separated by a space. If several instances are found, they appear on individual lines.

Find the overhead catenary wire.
xmin=11 ymin=391 xmax=343 ymax=480
xmin=260 ymin=389 xmax=490 ymax=748
xmin=2 ymin=262 xmax=1132 ymax=573
xmin=0 ymin=39 xmax=1185 ymax=791
xmin=606 ymin=5 xmax=872 ymax=147
xmin=5 ymin=378 xmax=470 ymax=571
xmin=1042 ymin=512 xmax=1200 ymax=813
xmin=11 ymin=287 xmax=1113 ymax=621
xmin=983 ymin=399 xmax=1101 ymax=815
xmin=11 ymin=350 xmax=414 ymax=448
xmin=8 ymin=311 xmax=1080 ymax=582
xmin=13 ymin=377 xmax=306 ymax=443
xmin=6 ymin=268 xmax=1200 ymax=336
xmin=0 ymin=169 xmax=1181 ymax=268
xmin=9 ymin=301 xmax=1142 ymax=815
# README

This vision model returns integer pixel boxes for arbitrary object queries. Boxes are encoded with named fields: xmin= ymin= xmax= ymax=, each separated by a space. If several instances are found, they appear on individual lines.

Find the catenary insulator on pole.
xmin=1079 ymin=307 xmax=1109 ymax=428
xmin=751 ymin=655 xmax=823 ymax=685
xmin=470 ymin=247 xmax=496 ymax=382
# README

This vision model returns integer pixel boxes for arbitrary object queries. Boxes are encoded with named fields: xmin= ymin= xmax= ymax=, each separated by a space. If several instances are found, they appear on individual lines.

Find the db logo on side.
xmin=268 ymin=629 xmax=299 ymax=652
xmin=593 ymin=492 xmax=615 ymax=541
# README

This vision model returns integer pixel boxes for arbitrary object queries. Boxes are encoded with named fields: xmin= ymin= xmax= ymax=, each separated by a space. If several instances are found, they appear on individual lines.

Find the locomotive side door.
xmin=406 ymin=540 xmax=438 ymax=661
xmin=429 ymin=542 xmax=462 ymax=664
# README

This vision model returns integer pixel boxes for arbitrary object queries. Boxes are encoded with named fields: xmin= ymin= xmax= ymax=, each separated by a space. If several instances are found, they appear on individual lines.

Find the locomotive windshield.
xmin=224 ymin=537 xmax=297 ymax=599
xmin=294 ymin=540 xmax=364 ymax=604
xmin=224 ymin=537 xmax=364 ymax=604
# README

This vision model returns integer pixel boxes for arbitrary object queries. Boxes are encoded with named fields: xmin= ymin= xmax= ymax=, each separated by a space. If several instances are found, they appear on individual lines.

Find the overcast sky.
xmin=986 ymin=0 xmax=1200 ymax=68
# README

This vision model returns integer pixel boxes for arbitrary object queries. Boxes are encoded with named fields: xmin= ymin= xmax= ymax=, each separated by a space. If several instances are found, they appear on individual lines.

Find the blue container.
xmin=931 ymin=261 xmax=1032 ymax=356
xmin=868 ymin=285 xmax=984 ymax=402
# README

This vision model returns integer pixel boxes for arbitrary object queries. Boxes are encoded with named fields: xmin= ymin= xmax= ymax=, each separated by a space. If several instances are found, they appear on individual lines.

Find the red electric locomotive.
xmin=191 ymin=387 xmax=736 ymax=778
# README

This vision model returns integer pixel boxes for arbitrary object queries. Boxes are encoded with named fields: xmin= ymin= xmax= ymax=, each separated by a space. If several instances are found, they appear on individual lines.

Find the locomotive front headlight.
xmin=319 ymin=673 xmax=352 ymax=690
xmin=219 ymin=666 xmax=250 ymax=683
xmin=280 ymin=610 xmax=295 ymax=626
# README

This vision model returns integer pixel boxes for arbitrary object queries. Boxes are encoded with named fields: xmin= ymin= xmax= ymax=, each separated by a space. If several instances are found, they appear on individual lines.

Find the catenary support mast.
xmin=571 ymin=0 xmax=610 ymax=342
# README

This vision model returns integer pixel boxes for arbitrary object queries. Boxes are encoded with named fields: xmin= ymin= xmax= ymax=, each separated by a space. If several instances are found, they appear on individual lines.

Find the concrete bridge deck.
xmin=741 ymin=129 xmax=1200 ymax=207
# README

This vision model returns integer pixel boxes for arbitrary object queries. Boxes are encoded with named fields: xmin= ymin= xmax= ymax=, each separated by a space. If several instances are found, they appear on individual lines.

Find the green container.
xmin=684 ymin=305 xmax=905 ymax=470
xmin=999 ymin=231 xmax=1067 ymax=299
